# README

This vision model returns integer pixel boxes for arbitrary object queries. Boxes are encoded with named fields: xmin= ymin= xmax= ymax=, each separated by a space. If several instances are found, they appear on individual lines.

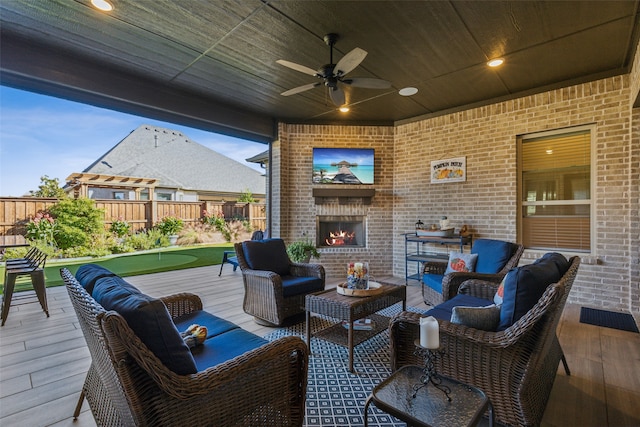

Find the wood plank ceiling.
xmin=1 ymin=0 xmax=638 ymax=143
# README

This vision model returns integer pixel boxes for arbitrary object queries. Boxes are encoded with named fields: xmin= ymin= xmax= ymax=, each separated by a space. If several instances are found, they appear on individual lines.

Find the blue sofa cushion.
xmin=190 ymin=328 xmax=269 ymax=371
xmin=92 ymin=276 xmax=198 ymax=375
xmin=281 ymin=276 xmax=324 ymax=298
xmin=498 ymin=252 xmax=569 ymax=331
xmin=174 ymin=310 xmax=240 ymax=339
xmin=425 ymin=293 xmax=493 ymax=321
xmin=75 ymin=264 xmax=117 ymax=294
xmin=423 ymin=273 xmax=445 ymax=293
xmin=242 ymin=238 xmax=290 ymax=276
xmin=472 ymin=239 xmax=514 ymax=274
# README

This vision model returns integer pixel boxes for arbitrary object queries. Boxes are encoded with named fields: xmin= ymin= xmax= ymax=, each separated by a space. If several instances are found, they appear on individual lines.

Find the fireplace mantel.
xmin=312 ymin=188 xmax=375 ymax=205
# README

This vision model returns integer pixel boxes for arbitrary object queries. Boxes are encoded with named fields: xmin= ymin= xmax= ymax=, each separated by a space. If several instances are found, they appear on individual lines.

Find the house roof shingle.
xmin=83 ymin=125 xmax=265 ymax=195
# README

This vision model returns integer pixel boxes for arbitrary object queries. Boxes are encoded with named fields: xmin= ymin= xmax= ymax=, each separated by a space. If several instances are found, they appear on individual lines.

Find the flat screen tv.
xmin=312 ymin=148 xmax=374 ymax=184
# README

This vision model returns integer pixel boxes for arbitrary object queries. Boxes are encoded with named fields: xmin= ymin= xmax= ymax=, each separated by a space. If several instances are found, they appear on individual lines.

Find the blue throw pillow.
xmin=92 ymin=276 xmax=198 ymax=375
xmin=242 ymin=238 xmax=290 ymax=276
xmin=75 ymin=264 xmax=117 ymax=294
xmin=497 ymin=252 xmax=568 ymax=331
xmin=472 ymin=239 xmax=514 ymax=274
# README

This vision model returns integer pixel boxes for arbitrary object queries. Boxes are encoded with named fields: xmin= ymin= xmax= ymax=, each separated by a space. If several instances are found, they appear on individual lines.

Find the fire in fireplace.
xmin=317 ymin=216 xmax=366 ymax=247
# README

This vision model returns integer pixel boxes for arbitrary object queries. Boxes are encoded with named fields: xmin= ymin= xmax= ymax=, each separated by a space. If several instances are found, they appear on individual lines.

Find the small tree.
xmin=29 ymin=175 xmax=67 ymax=198
xmin=237 ymin=188 xmax=256 ymax=203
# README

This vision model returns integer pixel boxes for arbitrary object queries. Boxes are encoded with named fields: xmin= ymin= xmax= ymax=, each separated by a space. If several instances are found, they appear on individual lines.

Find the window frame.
xmin=516 ymin=124 xmax=595 ymax=254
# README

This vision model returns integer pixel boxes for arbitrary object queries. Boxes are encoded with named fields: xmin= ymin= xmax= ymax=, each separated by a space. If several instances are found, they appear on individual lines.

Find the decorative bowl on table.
xmin=337 ymin=281 xmax=383 ymax=297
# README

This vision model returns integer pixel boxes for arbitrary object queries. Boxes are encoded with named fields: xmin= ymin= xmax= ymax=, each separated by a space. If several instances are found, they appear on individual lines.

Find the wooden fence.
xmin=0 ymin=197 xmax=266 ymax=236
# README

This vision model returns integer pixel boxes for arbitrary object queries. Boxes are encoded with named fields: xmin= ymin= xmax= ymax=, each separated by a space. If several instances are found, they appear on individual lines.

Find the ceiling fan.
xmin=277 ymin=33 xmax=391 ymax=106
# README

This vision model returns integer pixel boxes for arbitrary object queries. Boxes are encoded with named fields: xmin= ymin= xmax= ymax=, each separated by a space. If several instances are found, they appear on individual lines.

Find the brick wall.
xmin=275 ymin=124 xmax=395 ymax=279
xmin=278 ymin=74 xmax=639 ymax=313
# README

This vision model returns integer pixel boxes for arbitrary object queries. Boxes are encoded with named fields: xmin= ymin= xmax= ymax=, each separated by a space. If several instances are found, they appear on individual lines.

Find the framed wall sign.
xmin=430 ymin=156 xmax=466 ymax=184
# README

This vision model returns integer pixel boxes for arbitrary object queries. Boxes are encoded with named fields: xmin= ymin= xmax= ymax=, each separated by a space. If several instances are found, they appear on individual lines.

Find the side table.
xmin=364 ymin=365 xmax=493 ymax=427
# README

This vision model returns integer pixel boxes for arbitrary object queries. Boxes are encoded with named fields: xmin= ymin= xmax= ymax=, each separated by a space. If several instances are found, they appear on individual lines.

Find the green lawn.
xmin=1 ymin=244 xmax=234 ymax=293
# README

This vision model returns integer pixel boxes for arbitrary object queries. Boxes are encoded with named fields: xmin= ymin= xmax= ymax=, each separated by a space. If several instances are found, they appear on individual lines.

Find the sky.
xmin=0 ymin=86 xmax=268 ymax=197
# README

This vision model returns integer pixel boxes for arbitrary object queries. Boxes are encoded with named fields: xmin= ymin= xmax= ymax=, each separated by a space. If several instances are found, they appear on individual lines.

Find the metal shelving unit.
xmin=404 ymin=233 xmax=473 ymax=284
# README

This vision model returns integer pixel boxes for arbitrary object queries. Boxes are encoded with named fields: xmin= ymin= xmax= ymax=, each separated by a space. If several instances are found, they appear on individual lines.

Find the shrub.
xmin=155 ymin=216 xmax=184 ymax=236
xmin=55 ymin=224 xmax=91 ymax=249
xmin=26 ymin=212 xmax=56 ymax=244
xmin=127 ymin=229 xmax=168 ymax=250
xmin=109 ymin=218 xmax=131 ymax=237
xmin=48 ymin=198 xmax=105 ymax=249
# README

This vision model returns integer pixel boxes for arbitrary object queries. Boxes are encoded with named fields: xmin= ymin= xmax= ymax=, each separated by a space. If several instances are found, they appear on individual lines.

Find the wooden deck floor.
xmin=1 ymin=265 xmax=639 ymax=426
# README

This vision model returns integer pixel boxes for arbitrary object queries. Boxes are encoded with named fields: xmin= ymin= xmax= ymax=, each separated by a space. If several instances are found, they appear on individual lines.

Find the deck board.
xmin=1 ymin=265 xmax=638 ymax=426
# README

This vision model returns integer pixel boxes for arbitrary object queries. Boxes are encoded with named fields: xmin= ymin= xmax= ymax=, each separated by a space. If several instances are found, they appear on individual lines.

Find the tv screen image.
xmin=312 ymin=148 xmax=374 ymax=184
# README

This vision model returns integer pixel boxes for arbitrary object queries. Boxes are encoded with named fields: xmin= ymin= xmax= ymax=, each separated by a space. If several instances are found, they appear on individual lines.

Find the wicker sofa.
xmin=390 ymin=253 xmax=580 ymax=427
xmin=61 ymin=265 xmax=308 ymax=427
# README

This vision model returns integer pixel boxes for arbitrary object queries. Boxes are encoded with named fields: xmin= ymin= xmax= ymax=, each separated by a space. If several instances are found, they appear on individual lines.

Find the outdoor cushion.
xmin=497 ymin=252 xmax=569 ymax=331
xmin=424 ymin=293 xmax=492 ymax=321
xmin=423 ymin=274 xmax=445 ymax=294
xmin=92 ymin=276 xmax=198 ymax=375
xmin=451 ymin=304 xmax=501 ymax=331
xmin=281 ymin=276 xmax=325 ymax=298
xmin=471 ymin=239 xmax=514 ymax=274
xmin=75 ymin=264 xmax=117 ymax=294
xmin=242 ymin=238 xmax=290 ymax=276
xmin=174 ymin=310 xmax=240 ymax=340
xmin=189 ymin=328 xmax=269 ymax=371
xmin=444 ymin=252 xmax=478 ymax=274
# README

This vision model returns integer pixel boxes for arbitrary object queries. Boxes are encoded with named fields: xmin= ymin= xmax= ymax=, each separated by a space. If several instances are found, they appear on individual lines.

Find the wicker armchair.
xmin=422 ymin=239 xmax=524 ymax=305
xmin=61 ymin=268 xmax=309 ymax=427
xmin=391 ymin=256 xmax=580 ymax=427
xmin=235 ymin=238 xmax=325 ymax=326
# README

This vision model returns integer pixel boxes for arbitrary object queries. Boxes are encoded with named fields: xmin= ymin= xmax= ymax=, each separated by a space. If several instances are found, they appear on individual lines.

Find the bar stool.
xmin=1 ymin=249 xmax=49 ymax=326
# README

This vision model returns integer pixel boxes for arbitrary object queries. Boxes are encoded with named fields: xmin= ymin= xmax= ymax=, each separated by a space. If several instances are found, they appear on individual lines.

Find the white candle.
xmin=419 ymin=316 xmax=439 ymax=349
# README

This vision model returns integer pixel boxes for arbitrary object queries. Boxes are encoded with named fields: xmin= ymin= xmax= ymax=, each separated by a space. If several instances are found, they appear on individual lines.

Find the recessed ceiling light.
xmin=487 ymin=58 xmax=504 ymax=67
xmin=399 ymin=87 xmax=418 ymax=96
xmin=91 ymin=0 xmax=113 ymax=11
xmin=339 ymin=106 xmax=350 ymax=113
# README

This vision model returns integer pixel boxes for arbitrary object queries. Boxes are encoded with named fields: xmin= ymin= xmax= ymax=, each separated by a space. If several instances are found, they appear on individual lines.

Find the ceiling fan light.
xmin=399 ymin=87 xmax=418 ymax=96
xmin=91 ymin=0 xmax=113 ymax=11
xmin=339 ymin=106 xmax=350 ymax=113
xmin=487 ymin=58 xmax=504 ymax=67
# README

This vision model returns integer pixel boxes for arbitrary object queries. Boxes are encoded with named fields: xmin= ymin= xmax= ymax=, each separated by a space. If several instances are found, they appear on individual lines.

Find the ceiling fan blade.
xmin=276 ymin=59 xmax=318 ymax=76
xmin=334 ymin=47 xmax=367 ymax=76
xmin=342 ymin=77 xmax=392 ymax=89
xmin=329 ymin=86 xmax=346 ymax=106
xmin=281 ymin=82 xmax=320 ymax=96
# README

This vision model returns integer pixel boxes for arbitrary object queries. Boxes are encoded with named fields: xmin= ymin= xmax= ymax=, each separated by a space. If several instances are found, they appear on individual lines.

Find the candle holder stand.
xmin=412 ymin=339 xmax=451 ymax=401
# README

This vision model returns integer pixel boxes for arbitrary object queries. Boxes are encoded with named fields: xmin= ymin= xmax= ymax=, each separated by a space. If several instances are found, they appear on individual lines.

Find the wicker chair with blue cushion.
xmin=391 ymin=253 xmax=580 ymax=427
xmin=235 ymin=238 xmax=325 ymax=326
xmin=422 ymin=238 xmax=524 ymax=305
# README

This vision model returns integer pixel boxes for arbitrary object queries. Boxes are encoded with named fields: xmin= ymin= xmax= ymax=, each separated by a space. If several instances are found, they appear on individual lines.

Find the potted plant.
xmin=156 ymin=216 xmax=184 ymax=245
xmin=287 ymin=239 xmax=320 ymax=263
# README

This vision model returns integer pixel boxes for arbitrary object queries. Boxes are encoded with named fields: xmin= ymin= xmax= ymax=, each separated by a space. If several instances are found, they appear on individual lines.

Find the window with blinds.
xmin=518 ymin=128 xmax=592 ymax=252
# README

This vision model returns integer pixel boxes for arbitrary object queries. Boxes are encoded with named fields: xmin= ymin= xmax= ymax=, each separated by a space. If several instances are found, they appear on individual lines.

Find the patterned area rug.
xmin=264 ymin=305 xmax=423 ymax=427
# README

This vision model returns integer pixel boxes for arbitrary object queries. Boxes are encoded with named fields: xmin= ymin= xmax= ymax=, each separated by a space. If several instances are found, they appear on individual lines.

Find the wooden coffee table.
xmin=305 ymin=282 xmax=406 ymax=373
